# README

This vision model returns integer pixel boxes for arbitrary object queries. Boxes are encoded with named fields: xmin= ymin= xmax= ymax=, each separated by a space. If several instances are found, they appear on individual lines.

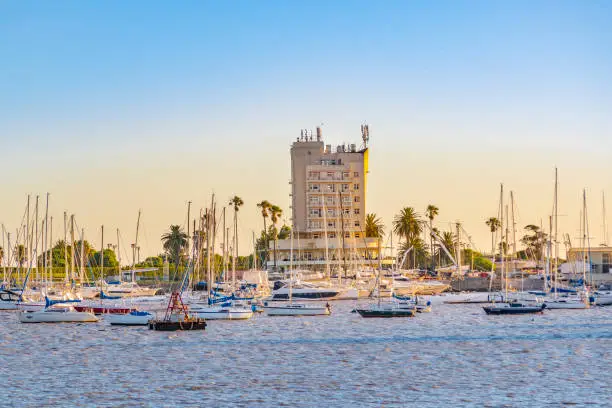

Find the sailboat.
xmin=545 ymin=187 xmax=591 ymax=310
xmin=264 ymin=228 xmax=331 ymax=316
xmin=356 ymin=238 xmax=416 ymax=318
xmin=188 ymin=201 xmax=254 ymax=320
xmin=483 ymin=185 xmax=546 ymax=315
xmin=19 ymin=297 xmax=98 ymax=323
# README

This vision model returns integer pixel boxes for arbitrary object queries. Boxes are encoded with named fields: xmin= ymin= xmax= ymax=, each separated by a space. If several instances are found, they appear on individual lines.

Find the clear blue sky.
xmin=1 ymin=1 xmax=611 ymax=256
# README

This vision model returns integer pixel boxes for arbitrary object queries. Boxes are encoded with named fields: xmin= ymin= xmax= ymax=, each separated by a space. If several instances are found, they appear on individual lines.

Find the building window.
xmin=354 ymin=172 xmax=359 ymax=177
xmin=343 ymin=209 xmax=350 ymax=215
xmin=310 ymin=184 xmax=319 ymax=192
xmin=308 ymin=171 xmax=319 ymax=179
xmin=345 ymin=232 xmax=350 ymax=238
xmin=310 ymin=209 xmax=320 ymax=217
xmin=343 ymin=196 xmax=351 ymax=204
xmin=342 ymin=184 xmax=349 ymax=191
xmin=354 ymin=208 xmax=360 ymax=215
xmin=328 ymin=221 xmax=335 ymax=228
xmin=310 ymin=196 xmax=320 ymax=204
xmin=327 ymin=172 xmax=333 ymax=178
xmin=355 ymin=232 xmax=361 ymax=238
xmin=329 ymin=233 xmax=335 ymax=239
xmin=354 ymin=196 xmax=360 ymax=203
xmin=326 ymin=196 xmax=334 ymax=205
xmin=313 ymin=234 xmax=320 ymax=239
xmin=343 ymin=172 xmax=350 ymax=178
xmin=354 ymin=221 xmax=360 ymax=227
xmin=326 ymin=184 xmax=334 ymax=192
xmin=353 ymin=184 xmax=359 ymax=190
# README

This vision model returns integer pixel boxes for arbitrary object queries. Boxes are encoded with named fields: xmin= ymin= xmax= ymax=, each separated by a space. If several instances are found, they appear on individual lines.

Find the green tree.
xmin=269 ymin=205 xmax=283 ymax=269
xmin=439 ymin=231 xmax=456 ymax=265
xmin=256 ymin=200 xmax=272 ymax=264
xmin=278 ymin=224 xmax=291 ymax=240
xmin=365 ymin=213 xmax=385 ymax=238
xmin=485 ymin=217 xmax=501 ymax=256
xmin=90 ymin=249 xmax=119 ymax=268
xmin=520 ymin=224 xmax=547 ymax=261
xmin=161 ymin=225 xmax=188 ymax=267
xmin=14 ymin=244 xmax=27 ymax=268
xmin=393 ymin=207 xmax=422 ymax=268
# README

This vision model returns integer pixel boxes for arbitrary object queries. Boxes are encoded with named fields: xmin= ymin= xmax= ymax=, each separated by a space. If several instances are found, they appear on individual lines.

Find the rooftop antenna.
xmin=361 ymin=123 xmax=370 ymax=148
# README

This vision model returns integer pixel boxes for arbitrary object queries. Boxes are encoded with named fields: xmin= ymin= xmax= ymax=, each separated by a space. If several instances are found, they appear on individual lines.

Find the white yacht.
xmin=264 ymin=302 xmax=331 ymax=316
xmin=189 ymin=302 xmax=253 ymax=320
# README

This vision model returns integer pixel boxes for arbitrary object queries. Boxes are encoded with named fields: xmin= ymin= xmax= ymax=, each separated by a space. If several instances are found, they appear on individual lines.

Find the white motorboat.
xmin=264 ymin=302 xmax=331 ymax=316
xmin=270 ymin=280 xmax=358 ymax=301
xmin=189 ymin=303 xmax=253 ymax=320
xmin=108 ymin=310 xmax=154 ymax=326
xmin=594 ymin=291 xmax=612 ymax=306
xmin=544 ymin=294 xmax=590 ymax=309
xmin=392 ymin=276 xmax=450 ymax=296
xmin=103 ymin=282 xmax=159 ymax=298
xmin=18 ymin=305 xmax=98 ymax=323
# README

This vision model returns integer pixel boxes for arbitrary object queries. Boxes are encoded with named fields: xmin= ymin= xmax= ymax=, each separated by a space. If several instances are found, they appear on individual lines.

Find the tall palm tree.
xmin=161 ymin=225 xmax=188 ymax=268
xmin=14 ymin=244 xmax=27 ymax=268
xmin=425 ymin=205 xmax=439 ymax=270
xmin=440 ymin=231 xmax=456 ymax=265
xmin=269 ymin=205 xmax=283 ymax=269
xmin=256 ymin=200 xmax=271 ymax=265
xmin=485 ymin=217 xmax=501 ymax=256
xmin=229 ymin=196 xmax=244 ymax=278
xmin=393 ymin=207 xmax=423 ymax=268
xmin=365 ymin=213 xmax=385 ymax=238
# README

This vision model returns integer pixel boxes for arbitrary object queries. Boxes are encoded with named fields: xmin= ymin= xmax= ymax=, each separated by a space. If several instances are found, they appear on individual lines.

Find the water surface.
xmin=1 ymin=302 xmax=610 ymax=407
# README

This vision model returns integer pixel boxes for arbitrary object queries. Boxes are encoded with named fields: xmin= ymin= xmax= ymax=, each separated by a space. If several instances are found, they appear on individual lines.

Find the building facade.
xmin=267 ymin=125 xmax=381 ymax=273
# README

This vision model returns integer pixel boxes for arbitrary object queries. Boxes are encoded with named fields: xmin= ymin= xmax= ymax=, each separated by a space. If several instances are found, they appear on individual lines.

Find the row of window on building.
xmin=309 ymin=208 xmax=360 ymax=218
xmin=310 ymin=231 xmax=362 ymax=239
xmin=308 ymin=220 xmax=361 ymax=229
xmin=309 ymin=196 xmax=359 ymax=205
xmin=309 ymin=183 xmax=360 ymax=193
xmin=307 ymin=171 xmax=359 ymax=180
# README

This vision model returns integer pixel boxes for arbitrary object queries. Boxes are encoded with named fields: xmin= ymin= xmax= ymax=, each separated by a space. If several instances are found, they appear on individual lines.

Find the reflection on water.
xmin=1 ymin=302 xmax=610 ymax=407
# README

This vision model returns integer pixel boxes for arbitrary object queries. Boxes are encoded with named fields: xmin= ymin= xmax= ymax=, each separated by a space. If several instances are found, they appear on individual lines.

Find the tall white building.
xmin=267 ymin=125 xmax=380 ymax=273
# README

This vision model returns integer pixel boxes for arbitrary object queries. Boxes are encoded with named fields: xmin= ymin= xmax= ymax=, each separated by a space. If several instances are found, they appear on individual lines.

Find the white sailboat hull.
xmin=190 ymin=306 xmax=253 ymax=320
xmin=594 ymin=293 xmax=612 ymax=306
xmin=18 ymin=309 xmax=98 ymax=323
xmin=108 ymin=312 xmax=153 ymax=325
xmin=544 ymin=299 xmax=589 ymax=309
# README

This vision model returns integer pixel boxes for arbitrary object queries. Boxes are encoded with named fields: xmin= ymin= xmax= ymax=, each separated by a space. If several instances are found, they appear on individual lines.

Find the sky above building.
xmin=1 ymin=1 xmax=611 ymax=259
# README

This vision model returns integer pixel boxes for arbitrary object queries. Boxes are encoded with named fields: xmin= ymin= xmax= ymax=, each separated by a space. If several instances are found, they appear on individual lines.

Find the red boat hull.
xmin=74 ymin=306 xmax=134 ymax=315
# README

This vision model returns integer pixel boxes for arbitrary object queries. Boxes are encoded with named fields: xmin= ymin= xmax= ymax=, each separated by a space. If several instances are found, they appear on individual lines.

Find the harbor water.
xmin=1 ymin=302 xmax=611 ymax=407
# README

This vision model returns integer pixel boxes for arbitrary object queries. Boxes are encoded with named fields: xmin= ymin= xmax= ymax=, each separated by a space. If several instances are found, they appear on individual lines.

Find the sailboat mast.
xmin=132 ymin=210 xmax=141 ymax=283
xmin=100 ymin=226 xmax=104 ymax=284
xmin=322 ymin=197 xmax=330 ymax=279
xmin=553 ymin=168 xmax=559 ymax=297
xmin=34 ymin=195 xmax=39 ymax=284
xmin=49 ymin=217 xmax=53 ymax=284
xmin=603 ymin=191 xmax=608 ymax=246
xmin=116 ymin=229 xmax=121 ymax=277
xmin=63 ymin=212 xmax=68 ymax=286
xmin=44 ymin=193 xmax=49 ymax=285
xmin=500 ymin=184 xmax=506 ymax=300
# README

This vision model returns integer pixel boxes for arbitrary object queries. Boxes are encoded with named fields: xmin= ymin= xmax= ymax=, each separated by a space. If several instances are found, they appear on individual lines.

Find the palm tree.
xmin=365 ymin=213 xmax=385 ymax=238
xmin=256 ymin=200 xmax=272 ymax=265
xmin=229 ymin=196 xmax=244 ymax=278
xmin=269 ymin=205 xmax=283 ymax=269
xmin=485 ymin=217 xmax=501 ymax=257
xmin=439 ymin=231 xmax=456 ymax=265
xmin=393 ymin=207 xmax=423 ymax=268
xmin=14 ymin=244 xmax=27 ymax=268
xmin=425 ymin=205 xmax=439 ymax=270
xmin=161 ymin=225 xmax=188 ymax=268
